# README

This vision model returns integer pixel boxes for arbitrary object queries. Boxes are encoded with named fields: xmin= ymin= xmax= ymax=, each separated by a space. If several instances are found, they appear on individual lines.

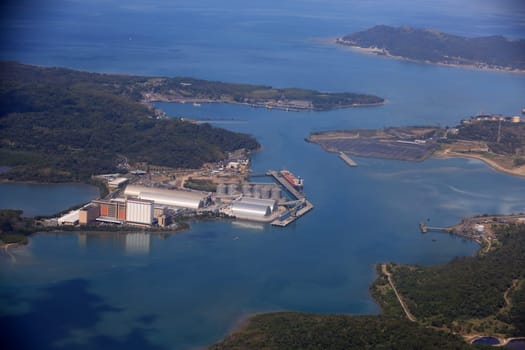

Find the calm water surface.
xmin=1 ymin=1 xmax=525 ymax=349
xmin=0 ymin=183 xmax=99 ymax=217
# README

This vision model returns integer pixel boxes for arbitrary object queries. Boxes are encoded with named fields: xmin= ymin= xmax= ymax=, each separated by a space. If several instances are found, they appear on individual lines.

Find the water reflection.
xmin=78 ymin=232 xmax=151 ymax=255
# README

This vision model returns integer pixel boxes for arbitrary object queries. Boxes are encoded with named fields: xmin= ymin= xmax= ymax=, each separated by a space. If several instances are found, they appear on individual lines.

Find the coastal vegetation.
xmin=210 ymin=313 xmax=483 ymax=349
xmin=211 ymin=224 xmax=525 ymax=348
xmin=390 ymin=224 xmax=525 ymax=337
xmin=0 ymin=209 xmax=33 ymax=244
xmin=0 ymin=62 xmax=259 ymax=182
xmin=146 ymin=77 xmax=384 ymax=110
xmin=337 ymin=25 xmax=525 ymax=72
xmin=183 ymin=178 xmax=217 ymax=192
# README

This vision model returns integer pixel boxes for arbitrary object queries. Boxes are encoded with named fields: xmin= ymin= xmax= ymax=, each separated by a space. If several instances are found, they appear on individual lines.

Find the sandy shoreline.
xmin=433 ymin=151 xmax=525 ymax=178
xmin=335 ymin=38 xmax=525 ymax=75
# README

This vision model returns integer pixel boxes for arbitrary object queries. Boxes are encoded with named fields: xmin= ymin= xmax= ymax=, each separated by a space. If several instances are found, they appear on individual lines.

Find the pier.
xmin=266 ymin=170 xmax=313 ymax=227
xmin=419 ymin=223 xmax=451 ymax=233
xmin=266 ymin=170 xmax=305 ymax=200
xmin=339 ymin=152 xmax=358 ymax=167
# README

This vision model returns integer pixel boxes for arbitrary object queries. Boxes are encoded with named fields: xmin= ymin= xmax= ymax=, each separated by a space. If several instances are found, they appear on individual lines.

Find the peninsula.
xmin=0 ymin=62 xmax=383 ymax=183
xmin=337 ymin=25 xmax=525 ymax=73
xmin=308 ymin=114 xmax=525 ymax=177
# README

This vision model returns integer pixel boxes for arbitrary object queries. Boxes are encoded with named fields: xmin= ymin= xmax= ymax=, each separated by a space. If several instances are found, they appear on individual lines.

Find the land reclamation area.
xmin=308 ymin=117 xmax=525 ymax=177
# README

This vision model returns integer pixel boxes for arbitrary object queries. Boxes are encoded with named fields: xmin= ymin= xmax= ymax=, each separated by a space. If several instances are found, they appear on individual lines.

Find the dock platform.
xmin=339 ymin=152 xmax=357 ymax=167
xmin=271 ymin=200 xmax=314 ymax=227
xmin=267 ymin=170 xmax=313 ymax=227
xmin=266 ymin=170 xmax=305 ymax=200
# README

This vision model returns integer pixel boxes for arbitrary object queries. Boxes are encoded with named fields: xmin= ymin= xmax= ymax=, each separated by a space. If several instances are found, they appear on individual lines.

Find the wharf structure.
xmin=68 ymin=169 xmax=313 ymax=229
xmin=266 ymin=170 xmax=314 ymax=227
xmin=339 ymin=152 xmax=358 ymax=167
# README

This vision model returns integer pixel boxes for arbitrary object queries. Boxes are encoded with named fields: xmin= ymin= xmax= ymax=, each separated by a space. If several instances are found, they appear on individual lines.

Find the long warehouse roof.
xmin=231 ymin=201 xmax=271 ymax=218
xmin=240 ymin=197 xmax=277 ymax=211
xmin=124 ymin=185 xmax=209 ymax=209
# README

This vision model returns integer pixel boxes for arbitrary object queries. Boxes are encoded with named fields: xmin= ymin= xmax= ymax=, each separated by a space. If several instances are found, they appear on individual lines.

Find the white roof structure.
xmin=108 ymin=177 xmax=129 ymax=188
xmin=232 ymin=201 xmax=271 ymax=219
xmin=58 ymin=210 xmax=79 ymax=225
xmin=240 ymin=197 xmax=277 ymax=212
xmin=231 ymin=198 xmax=276 ymax=219
xmin=124 ymin=185 xmax=209 ymax=209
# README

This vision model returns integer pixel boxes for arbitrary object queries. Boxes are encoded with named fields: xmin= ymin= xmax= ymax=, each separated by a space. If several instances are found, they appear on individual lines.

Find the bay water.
xmin=1 ymin=1 xmax=525 ymax=349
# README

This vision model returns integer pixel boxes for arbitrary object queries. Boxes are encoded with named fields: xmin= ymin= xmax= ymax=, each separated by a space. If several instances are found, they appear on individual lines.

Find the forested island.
xmin=211 ymin=224 xmax=525 ymax=349
xmin=337 ymin=25 xmax=525 ymax=72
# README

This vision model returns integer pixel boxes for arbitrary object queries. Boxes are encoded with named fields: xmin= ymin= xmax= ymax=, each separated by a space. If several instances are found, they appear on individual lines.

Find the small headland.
xmin=210 ymin=221 xmax=525 ymax=349
xmin=336 ymin=25 xmax=525 ymax=74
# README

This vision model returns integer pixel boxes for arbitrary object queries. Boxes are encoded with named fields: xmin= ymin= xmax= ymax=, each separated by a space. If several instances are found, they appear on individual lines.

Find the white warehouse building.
xmin=126 ymin=198 xmax=154 ymax=225
xmin=124 ymin=185 xmax=210 ymax=209
xmin=231 ymin=198 xmax=276 ymax=219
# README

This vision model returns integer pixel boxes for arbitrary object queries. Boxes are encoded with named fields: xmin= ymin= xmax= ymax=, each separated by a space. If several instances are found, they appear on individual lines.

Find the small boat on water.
xmin=193 ymin=103 xmax=201 ymax=107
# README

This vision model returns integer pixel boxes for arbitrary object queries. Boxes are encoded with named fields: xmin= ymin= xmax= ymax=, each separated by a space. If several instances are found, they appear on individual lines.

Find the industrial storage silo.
xmin=229 ymin=183 xmax=239 ymax=195
xmin=253 ymin=184 xmax=263 ymax=199
xmin=216 ymin=183 xmax=228 ymax=196
xmin=261 ymin=185 xmax=272 ymax=199
xmin=271 ymin=187 xmax=282 ymax=200
xmin=242 ymin=183 xmax=253 ymax=196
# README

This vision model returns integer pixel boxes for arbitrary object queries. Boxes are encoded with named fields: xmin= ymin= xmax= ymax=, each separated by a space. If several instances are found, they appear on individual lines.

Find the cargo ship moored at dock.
xmin=280 ymin=170 xmax=304 ymax=191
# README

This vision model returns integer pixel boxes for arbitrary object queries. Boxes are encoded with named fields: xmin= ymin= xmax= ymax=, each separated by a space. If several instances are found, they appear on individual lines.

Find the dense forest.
xmin=392 ymin=224 xmax=525 ymax=336
xmin=450 ymin=121 xmax=525 ymax=156
xmin=210 ymin=312 xmax=486 ymax=350
xmin=0 ymin=62 xmax=259 ymax=182
xmin=339 ymin=25 xmax=525 ymax=70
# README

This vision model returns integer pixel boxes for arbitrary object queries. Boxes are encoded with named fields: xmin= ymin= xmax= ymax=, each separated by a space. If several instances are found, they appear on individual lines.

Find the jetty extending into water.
xmin=339 ymin=152 xmax=358 ymax=167
xmin=266 ymin=170 xmax=314 ymax=227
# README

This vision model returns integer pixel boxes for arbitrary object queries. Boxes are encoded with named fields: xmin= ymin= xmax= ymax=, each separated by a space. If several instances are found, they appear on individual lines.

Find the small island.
xmin=337 ymin=25 xmax=525 ymax=73
xmin=308 ymin=114 xmax=525 ymax=177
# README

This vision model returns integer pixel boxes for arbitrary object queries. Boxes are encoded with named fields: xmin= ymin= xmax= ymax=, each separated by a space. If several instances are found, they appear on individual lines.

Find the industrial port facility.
xmin=57 ymin=168 xmax=313 ymax=229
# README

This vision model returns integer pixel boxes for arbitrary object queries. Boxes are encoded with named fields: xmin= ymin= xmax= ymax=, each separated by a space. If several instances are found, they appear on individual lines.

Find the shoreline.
xmin=143 ymin=96 xmax=385 ymax=112
xmin=335 ymin=39 xmax=525 ymax=75
xmin=433 ymin=151 xmax=525 ymax=178
xmin=212 ymin=216 xmax=525 ymax=348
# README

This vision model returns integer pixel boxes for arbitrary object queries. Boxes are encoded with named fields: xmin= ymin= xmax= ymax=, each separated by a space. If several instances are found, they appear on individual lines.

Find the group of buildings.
xmin=75 ymin=185 xmax=212 ymax=227
xmin=58 ymin=182 xmax=281 ymax=227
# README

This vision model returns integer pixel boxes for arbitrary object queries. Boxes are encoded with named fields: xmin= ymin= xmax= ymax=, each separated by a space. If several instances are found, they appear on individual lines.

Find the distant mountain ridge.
xmin=337 ymin=25 xmax=525 ymax=72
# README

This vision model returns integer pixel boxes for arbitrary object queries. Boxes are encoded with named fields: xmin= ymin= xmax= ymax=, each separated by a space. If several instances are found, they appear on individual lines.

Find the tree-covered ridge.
xmin=392 ymin=224 xmax=525 ymax=336
xmin=0 ymin=62 xmax=259 ymax=182
xmin=210 ymin=312 xmax=482 ymax=350
xmin=339 ymin=25 xmax=525 ymax=71
xmin=450 ymin=121 xmax=525 ymax=156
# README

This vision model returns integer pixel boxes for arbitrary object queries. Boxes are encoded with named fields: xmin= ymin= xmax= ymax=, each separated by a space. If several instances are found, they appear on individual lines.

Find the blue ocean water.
xmin=1 ymin=1 xmax=525 ymax=349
